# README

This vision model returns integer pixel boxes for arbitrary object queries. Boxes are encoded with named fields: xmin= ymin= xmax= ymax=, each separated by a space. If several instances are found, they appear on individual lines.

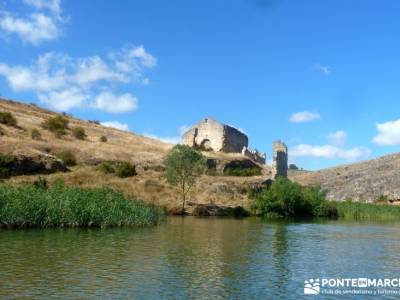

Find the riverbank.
xmin=0 ymin=184 xmax=164 ymax=228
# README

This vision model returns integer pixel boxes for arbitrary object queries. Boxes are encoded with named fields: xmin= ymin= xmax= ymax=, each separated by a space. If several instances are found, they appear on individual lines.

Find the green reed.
xmin=331 ymin=201 xmax=400 ymax=221
xmin=0 ymin=184 xmax=164 ymax=228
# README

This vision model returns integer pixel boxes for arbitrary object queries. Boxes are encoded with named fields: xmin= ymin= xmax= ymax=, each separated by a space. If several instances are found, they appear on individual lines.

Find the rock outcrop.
xmin=290 ymin=152 xmax=400 ymax=202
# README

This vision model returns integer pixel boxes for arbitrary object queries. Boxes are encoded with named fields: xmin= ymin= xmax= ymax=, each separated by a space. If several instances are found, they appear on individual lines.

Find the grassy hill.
xmin=0 ymin=98 xmax=267 ymax=211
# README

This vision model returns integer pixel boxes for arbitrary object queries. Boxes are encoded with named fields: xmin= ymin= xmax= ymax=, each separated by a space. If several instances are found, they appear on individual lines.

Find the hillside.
xmin=0 ymin=98 xmax=268 ymax=211
xmin=289 ymin=154 xmax=400 ymax=202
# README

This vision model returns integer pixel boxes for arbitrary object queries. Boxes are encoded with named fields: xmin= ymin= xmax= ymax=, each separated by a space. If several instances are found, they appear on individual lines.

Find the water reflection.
xmin=1 ymin=218 xmax=400 ymax=299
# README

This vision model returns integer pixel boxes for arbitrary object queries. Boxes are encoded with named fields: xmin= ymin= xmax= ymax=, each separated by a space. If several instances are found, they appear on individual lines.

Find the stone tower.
xmin=272 ymin=140 xmax=288 ymax=179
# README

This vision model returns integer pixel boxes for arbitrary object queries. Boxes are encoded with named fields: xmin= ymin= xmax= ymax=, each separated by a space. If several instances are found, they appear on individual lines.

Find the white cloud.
xmin=373 ymin=119 xmax=400 ymax=146
xmin=23 ymin=0 xmax=61 ymax=16
xmin=0 ymin=0 xmax=65 ymax=45
xmin=38 ymin=87 xmax=87 ymax=111
xmin=314 ymin=63 xmax=331 ymax=76
xmin=93 ymin=92 xmax=138 ymax=114
xmin=143 ymin=132 xmax=180 ymax=144
xmin=0 ymin=45 xmax=156 ymax=112
xmin=327 ymin=130 xmax=347 ymax=146
xmin=290 ymin=144 xmax=371 ymax=161
xmin=101 ymin=121 xmax=129 ymax=131
xmin=289 ymin=111 xmax=320 ymax=123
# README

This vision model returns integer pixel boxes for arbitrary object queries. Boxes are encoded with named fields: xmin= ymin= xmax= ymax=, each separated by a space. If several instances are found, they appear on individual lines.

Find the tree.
xmin=164 ymin=145 xmax=207 ymax=214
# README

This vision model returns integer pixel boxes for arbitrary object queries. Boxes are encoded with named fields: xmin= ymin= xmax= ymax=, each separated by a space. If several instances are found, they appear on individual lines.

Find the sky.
xmin=1 ymin=0 xmax=400 ymax=170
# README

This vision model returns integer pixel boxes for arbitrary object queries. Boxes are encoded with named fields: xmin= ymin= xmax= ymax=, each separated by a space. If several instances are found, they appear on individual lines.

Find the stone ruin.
xmin=182 ymin=118 xmax=249 ymax=153
xmin=181 ymin=118 xmax=267 ymax=164
xmin=272 ymin=140 xmax=288 ymax=178
xmin=241 ymin=146 xmax=266 ymax=165
xmin=181 ymin=118 xmax=290 ymax=178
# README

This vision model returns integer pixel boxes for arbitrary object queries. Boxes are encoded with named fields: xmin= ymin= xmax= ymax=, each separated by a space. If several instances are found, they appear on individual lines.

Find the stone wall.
xmin=272 ymin=140 xmax=288 ymax=178
xmin=241 ymin=146 xmax=266 ymax=164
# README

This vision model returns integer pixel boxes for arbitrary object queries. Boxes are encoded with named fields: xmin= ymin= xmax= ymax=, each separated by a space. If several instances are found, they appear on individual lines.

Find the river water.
xmin=1 ymin=217 xmax=400 ymax=299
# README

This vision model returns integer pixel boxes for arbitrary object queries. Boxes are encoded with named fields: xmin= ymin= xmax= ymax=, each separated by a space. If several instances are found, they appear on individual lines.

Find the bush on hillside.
xmin=251 ymin=177 xmax=337 ymax=218
xmin=30 ymin=128 xmax=41 ymax=140
xmin=41 ymin=116 xmax=69 ymax=137
xmin=115 ymin=162 xmax=137 ymax=178
xmin=97 ymin=161 xmax=137 ymax=178
xmin=0 ymin=111 xmax=17 ymax=127
xmin=57 ymin=150 xmax=76 ymax=167
xmin=99 ymin=135 xmax=108 ymax=142
xmin=223 ymin=166 xmax=262 ymax=177
xmin=72 ymin=126 xmax=86 ymax=140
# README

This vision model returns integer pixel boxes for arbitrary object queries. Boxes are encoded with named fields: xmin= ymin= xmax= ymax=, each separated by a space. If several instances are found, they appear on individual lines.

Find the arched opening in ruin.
xmin=199 ymin=139 xmax=212 ymax=151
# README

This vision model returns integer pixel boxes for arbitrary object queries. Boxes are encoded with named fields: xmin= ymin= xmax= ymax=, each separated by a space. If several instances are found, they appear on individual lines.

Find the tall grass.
xmin=331 ymin=201 xmax=400 ymax=221
xmin=0 ymin=184 xmax=164 ymax=228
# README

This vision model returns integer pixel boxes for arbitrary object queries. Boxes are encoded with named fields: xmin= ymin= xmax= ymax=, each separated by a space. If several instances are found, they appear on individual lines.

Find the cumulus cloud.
xmin=23 ymin=0 xmax=62 ymax=16
xmin=290 ymin=144 xmax=371 ymax=161
xmin=289 ymin=111 xmax=320 ymax=123
xmin=373 ymin=119 xmax=400 ymax=146
xmin=327 ymin=130 xmax=347 ymax=146
xmin=0 ymin=45 xmax=156 ymax=112
xmin=0 ymin=0 xmax=64 ymax=45
xmin=101 ymin=121 xmax=129 ymax=131
xmin=314 ymin=63 xmax=331 ymax=76
xmin=93 ymin=92 xmax=138 ymax=114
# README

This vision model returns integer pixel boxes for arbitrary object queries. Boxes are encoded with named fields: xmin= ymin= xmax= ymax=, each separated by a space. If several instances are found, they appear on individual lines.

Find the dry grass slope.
xmin=0 ymin=98 xmax=267 ymax=210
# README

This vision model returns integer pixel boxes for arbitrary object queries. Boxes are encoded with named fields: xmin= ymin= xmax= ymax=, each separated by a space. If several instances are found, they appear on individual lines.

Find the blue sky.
xmin=1 ymin=0 xmax=400 ymax=170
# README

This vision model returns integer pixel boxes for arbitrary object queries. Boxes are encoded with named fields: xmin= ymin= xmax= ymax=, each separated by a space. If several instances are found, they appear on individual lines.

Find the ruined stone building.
xmin=182 ymin=117 xmax=269 ymax=165
xmin=182 ymin=118 xmax=249 ymax=153
xmin=272 ymin=140 xmax=288 ymax=178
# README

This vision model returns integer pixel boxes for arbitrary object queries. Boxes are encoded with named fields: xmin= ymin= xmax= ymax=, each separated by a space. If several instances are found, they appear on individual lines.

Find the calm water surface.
xmin=1 ymin=217 xmax=400 ymax=299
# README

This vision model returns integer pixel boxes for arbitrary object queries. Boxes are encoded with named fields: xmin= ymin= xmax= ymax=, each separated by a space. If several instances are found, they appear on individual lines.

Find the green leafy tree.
xmin=164 ymin=145 xmax=207 ymax=214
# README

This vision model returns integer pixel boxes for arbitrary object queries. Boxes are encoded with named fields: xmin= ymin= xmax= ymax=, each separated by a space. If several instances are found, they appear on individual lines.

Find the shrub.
xmin=224 ymin=166 xmax=262 ymax=177
xmin=0 ymin=154 xmax=14 ymax=178
xmin=251 ymin=177 xmax=337 ymax=218
xmin=115 ymin=162 xmax=137 ymax=178
xmin=0 ymin=111 xmax=17 ymax=127
xmin=57 ymin=151 xmax=76 ymax=166
xmin=41 ymin=116 xmax=69 ymax=137
xmin=97 ymin=161 xmax=137 ymax=178
xmin=97 ymin=161 xmax=115 ymax=174
xmin=30 ymin=128 xmax=41 ymax=140
xmin=99 ymin=135 xmax=107 ymax=142
xmin=72 ymin=126 xmax=86 ymax=140
xmin=0 ymin=184 xmax=164 ymax=228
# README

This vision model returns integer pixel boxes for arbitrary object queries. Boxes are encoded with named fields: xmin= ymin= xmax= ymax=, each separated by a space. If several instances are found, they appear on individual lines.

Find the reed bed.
xmin=0 ymin=184 xmax=164 ymax=228
xmin=332 ymin=201 xmax=400 ymax=221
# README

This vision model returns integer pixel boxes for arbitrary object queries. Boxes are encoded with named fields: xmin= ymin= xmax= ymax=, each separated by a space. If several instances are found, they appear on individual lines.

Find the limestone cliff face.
xmin=181 ymin=118 xmax=248 ymax=153
xmin=289 ymin=152 xmax=400 ymax=202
